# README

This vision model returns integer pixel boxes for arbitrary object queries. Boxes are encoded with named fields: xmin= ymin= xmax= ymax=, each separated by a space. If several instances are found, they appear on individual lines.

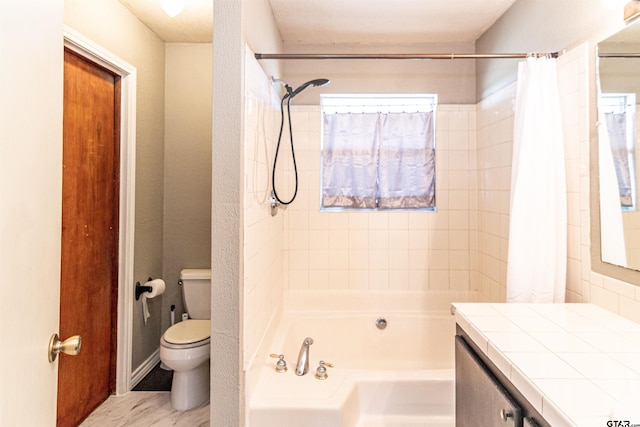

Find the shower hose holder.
xmin=269 ymin=192 xmax=279 ymax=216
xmin=269 ymin=190 xmax=286 ymax=217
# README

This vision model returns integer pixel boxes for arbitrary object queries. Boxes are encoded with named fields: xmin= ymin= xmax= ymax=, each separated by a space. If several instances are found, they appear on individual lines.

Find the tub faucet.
xmin=295 ymin=337 xmax=314 ymax=376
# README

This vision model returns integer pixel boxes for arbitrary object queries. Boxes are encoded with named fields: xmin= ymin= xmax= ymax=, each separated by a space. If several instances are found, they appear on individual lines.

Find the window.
xmin=600 ymin=93 xmax=637 ymax=210
xmin=320 ymin=94 xmax=437 ymax=211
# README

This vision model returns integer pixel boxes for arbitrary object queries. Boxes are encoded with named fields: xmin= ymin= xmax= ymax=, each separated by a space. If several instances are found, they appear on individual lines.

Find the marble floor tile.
xmin=79 ymin=392 xmax=209 ymax=427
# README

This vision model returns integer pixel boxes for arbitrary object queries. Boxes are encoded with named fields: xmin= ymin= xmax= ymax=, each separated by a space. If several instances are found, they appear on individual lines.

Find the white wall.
xmin=475 ymin=0 xmax=622 ymax=101
xmin=212 ymin=1 xmax=244 ymax=425
xmin=281 ymin=42 xmax=477 ymax=105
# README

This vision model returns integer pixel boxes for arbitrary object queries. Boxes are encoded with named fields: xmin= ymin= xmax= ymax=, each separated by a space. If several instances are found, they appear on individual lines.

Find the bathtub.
xmin=249 ymin=310 xmax=456 ymax=427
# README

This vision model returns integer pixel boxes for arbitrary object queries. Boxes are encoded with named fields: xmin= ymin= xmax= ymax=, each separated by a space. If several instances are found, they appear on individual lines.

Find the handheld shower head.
xmin=271 ymin=77 xmax=330 ymax=98
xmin=290 ymin=78 xmax=330 ymax=97
xmin=270 ymin=76 xmax=330 ymax=212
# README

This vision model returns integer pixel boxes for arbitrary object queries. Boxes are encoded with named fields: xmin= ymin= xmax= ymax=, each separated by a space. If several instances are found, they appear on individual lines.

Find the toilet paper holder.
xmin=135 ymin=277 xmax=154 ymax=300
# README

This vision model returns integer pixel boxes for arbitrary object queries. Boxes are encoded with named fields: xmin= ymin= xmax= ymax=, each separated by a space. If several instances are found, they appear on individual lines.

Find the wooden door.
xmin=58 ymin=48 xmax=120 ymax=427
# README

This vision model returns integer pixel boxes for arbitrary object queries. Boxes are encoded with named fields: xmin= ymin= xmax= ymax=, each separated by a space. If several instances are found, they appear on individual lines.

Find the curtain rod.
xmin=254 ymin=52 xmax=560 ymax=60
xmin=598 ymin=53 xmax=640 ymax=58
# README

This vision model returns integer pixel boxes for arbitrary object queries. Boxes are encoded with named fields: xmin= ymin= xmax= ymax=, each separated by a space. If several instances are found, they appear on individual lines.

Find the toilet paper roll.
xmin=142 ymin=279 xmax=165 ymax=324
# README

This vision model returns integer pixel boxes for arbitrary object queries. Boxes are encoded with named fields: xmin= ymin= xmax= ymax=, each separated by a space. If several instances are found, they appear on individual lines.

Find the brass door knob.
xmin=48 ymin=334 xmax=82 ymax=363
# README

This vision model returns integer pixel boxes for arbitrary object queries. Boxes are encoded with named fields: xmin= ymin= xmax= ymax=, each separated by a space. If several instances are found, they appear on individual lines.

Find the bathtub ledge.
xmin=249 ymin=368 xmax=454 ymax=427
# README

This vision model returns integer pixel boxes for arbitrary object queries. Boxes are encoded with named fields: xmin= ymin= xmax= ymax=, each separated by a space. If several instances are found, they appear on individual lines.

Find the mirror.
xmin=597 ymin=20 xmax=640 ymax=271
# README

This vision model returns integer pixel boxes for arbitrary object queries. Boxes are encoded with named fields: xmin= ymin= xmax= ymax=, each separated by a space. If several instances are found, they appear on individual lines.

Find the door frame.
xmin=63 ymin=26 xmax=137 ymax=395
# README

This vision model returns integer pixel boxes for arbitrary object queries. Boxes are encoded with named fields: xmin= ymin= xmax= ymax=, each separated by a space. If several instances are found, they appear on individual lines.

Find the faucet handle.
xmin=269 ymin=353 xmax=288 ymax=373
xmin=314 ymin=360 xmax=333 ymax=380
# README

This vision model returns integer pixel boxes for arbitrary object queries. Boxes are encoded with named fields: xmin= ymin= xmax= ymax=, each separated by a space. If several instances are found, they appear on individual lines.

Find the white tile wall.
xmin=557 ymin=44 xmax=591 ymax=305
xmin=243 ymin=52 xmax=285 ymax=370
xmin=474 ymin=42 xmax=640 ymax=322
xmin=475 ymin=83 xmax=515 ymax=302
xmin=555 ymin=44 xmax=640 ymax=321
xmin=281 ymin=105 xmax=477 ymax=293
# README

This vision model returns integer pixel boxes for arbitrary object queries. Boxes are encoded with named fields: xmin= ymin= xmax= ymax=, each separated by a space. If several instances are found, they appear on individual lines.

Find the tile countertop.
xmin=451 ymin=303 xmax=640 ymax=427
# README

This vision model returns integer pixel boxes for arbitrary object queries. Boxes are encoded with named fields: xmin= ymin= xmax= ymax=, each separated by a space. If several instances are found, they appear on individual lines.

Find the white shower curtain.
xmin=506 ymin=57 xmax=567 ymax=303
xmin=605 ymin=112 xmax=632 ymax=207
xmin=599 ymin=110 xmax=627 ymax=267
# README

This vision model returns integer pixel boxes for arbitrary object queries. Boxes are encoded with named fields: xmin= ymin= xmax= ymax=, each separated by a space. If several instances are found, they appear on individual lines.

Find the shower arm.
xmin=271 ymin=77 xmax=293 ymax=97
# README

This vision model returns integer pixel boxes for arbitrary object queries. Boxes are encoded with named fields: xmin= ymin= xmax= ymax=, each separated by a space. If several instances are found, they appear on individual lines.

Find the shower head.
xmin=290 ymin=78 xmax=330 ymax=97
xmin=271 ymin=77 xmax=330 ymax=101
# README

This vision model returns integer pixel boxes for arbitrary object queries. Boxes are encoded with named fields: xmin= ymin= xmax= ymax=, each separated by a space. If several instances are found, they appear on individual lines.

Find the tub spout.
xmin=295 ymin=337 xmax=314 ymax=376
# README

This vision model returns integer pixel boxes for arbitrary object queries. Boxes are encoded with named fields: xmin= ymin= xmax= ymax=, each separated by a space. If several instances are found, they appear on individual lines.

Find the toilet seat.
xmin=161 ymin=319 xmax=210 ymax=349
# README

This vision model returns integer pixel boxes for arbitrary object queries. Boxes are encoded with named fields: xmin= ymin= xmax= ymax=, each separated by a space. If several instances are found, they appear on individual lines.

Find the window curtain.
xmin=506 ymin=57 xmax=567 ymax=303
xmin=379 ymin=112 xmax=435 ymax=208
xmin=322 ymin=113 xmax=380 ymax=208
xmin=605 ymin=112 xmax=632 ymax=207
xmin=322 ymin=111 xmax=435 ymax=209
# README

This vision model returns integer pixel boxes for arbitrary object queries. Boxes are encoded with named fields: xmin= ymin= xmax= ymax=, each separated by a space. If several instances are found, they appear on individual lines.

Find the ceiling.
xmin=118 ymin=0 xmax=213 ymax=42
xmin=118 ymin=0 xmax=517 ymax=45
xmin=269 ymin=0 xmax=517 ymax=45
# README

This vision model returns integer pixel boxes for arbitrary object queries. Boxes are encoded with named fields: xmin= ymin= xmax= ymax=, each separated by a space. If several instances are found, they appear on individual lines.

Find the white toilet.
xmin=160 ymin=268 xmax=211 ymax=411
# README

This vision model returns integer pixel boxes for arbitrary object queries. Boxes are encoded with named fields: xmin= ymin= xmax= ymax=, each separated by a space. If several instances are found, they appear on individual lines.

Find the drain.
xmin=375 ymin=317 xmax=387 ymax=330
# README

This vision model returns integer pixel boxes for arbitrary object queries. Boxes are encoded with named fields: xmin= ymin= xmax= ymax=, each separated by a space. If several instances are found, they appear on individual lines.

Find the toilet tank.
xmin=180 ymin=269 xmax=211 ymax=319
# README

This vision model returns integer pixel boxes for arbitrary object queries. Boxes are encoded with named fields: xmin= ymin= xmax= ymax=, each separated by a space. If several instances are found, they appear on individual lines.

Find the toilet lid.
xmin=164 ymin=319 xmax=210 ymax=345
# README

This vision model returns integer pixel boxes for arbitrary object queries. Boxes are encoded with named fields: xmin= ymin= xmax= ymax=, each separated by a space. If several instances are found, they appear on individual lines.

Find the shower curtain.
xmin=506 ymin=57 xmax=567 ymax=303
xmin=599 ymin=111 xmax=627 ymax=266
xmin=605 ymin=112 xmax=632 ymax=207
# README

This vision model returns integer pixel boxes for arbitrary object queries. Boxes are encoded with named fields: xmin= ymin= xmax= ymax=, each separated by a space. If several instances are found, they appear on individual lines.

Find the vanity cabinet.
xmin=455 ymin=330 xmax=550 ymax=427
xmin=523 ymin=418 xmax=540 ymax=427
xmin=455 ymin=335 xmax=522 ymax=426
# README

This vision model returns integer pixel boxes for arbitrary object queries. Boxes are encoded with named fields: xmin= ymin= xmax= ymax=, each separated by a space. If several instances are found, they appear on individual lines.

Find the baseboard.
xmin=130 ymin=348 xmax=160 ymax=390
